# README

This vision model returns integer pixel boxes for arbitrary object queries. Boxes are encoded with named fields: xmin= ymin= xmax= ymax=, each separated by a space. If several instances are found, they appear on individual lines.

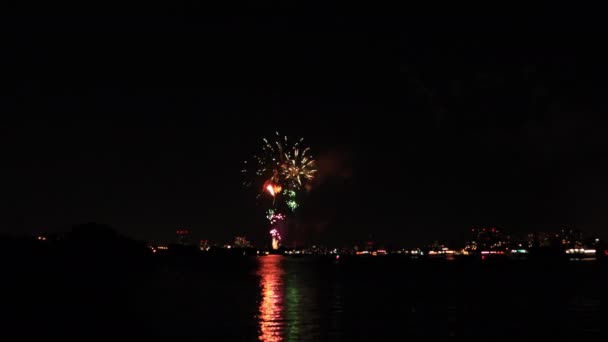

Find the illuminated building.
xmin=525 ymin=228 xmax=583 ymax=248
xmin=234 ymin=236 xmax=252 ymax=248
xmin=463 ymin=240 xmax=477 ymax=254
xmin=470 ymin=227 xmax=510 ymax=251
xmin=176 ymin=229 xmax=191 ymax=245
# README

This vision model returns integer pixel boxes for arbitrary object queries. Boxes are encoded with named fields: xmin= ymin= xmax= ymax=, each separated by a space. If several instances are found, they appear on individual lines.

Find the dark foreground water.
xmin=4 ymin=255 xmax=605 ymax=338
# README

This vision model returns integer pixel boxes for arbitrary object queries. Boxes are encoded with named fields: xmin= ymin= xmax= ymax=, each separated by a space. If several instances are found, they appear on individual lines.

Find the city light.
xmin=565 ymin=248 xmax=596 ymax=254
xmin=510 ymin=249 xmax=529 ymax=254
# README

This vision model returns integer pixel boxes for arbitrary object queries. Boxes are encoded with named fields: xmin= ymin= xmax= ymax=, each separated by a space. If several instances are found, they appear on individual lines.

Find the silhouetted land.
xmin=0 ymin=224 xmax=604 ymax=338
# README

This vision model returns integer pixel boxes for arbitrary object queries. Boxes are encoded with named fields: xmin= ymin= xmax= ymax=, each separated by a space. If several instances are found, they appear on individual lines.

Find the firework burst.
xmin=242 ymin=131 xmax=317 ymax=207
xmin=281 ymin=146 xmax=317 ymax=189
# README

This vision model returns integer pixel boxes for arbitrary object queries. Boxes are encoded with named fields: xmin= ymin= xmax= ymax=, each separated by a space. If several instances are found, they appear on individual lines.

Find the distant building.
xmin=234 ymin=236 xmax=252 ymax=248
xmin=525 ymin=228 xmax=583 ymax=248
xmin=364 ymin=234 xmax=374 ymax=252
xmin=471 ymin=227 xmax=509 ymax=251
xmin=463 ymin=240 xmax=478 ymax=254
xmin=176 ymin=229 xmax=191 ymax=245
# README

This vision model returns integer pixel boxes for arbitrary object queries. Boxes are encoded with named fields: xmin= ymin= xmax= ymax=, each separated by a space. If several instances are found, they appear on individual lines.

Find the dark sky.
xmin=3 ymin=7 xmax=608 ymax=246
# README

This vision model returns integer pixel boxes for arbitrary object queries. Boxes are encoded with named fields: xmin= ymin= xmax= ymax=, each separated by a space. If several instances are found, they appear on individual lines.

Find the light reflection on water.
xmin=257 ymin=255 xmax=286 ymax=341
xmin=254 ymin=256 xmax=601 ymax=340
xmin=256 ymin=255 xmax=342 ymax=341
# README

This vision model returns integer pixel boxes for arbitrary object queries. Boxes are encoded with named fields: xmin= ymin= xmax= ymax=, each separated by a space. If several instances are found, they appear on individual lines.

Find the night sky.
xmin=3 ymin=7 xmax=608 ymax=246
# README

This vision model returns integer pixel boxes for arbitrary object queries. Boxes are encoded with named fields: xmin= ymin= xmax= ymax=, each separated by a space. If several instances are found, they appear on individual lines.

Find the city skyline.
xmin=26 ymin=223 xmax=605 ymax=253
